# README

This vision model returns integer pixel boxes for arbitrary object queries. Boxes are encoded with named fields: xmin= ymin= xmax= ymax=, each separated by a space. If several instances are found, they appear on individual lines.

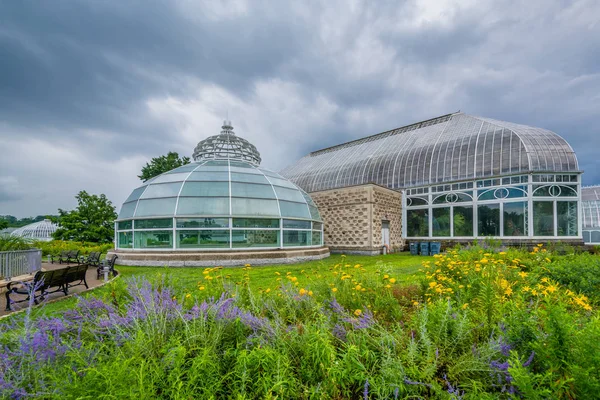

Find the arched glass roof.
xmin=192 ymin=121 xmax=261 ymax=165
xmin=118 ymin=160 xmax=321 ymax=222
xmin=582 ymin=186 xmax=600 ymax=229
xmin=280 ymin=112 xmax=579 ymax=192
xmin=11 ymin=219 xmax=58 ymax=242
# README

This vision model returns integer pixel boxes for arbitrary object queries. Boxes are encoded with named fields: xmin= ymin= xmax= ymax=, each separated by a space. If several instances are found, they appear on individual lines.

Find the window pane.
xmin=135 ymin=198 xmax=177 ymax=217
xmin=165 ymin=163 xmax=199 ymax=174
xmin=125 ymin=186 xmax=147 ymax=203
xmin=279 ymin=201 xmax=310 ymax=218
xmin=232 ymin=230 xmax=279 ymax=247
xmin=232 ymin=218 xmax=280 ymax=228
xmin=432 ymin=208 xmax=450 ymax=237
xmin=533 ymin=201 xmax=554 ymax=236
xmin=176 ymin=197 xmax=230 ymax=215
xmin=312 ymin=230 xmax=322 ymax=245
xmin=283 ymin=230 xmax=311 ymax=246
xmin=557 ymin=201 xmax=578 ymax=236
xmin=504 ymin=201 xmax=527 ymax=236
xmin=180 ymin=182 xmax=229 ymax=197
xmin=177 ymin=230 xmax=230 ymax=248
xmin=118 ymin=220 xmax=132 ymax=230
xmin=187 ymin=171 xmax=230 ymax=181
xmin=230 ymin=172 xmax=270 ymax=184
xmin=313 ymin=222 xmax=323 ymax=230
xmin=135 ymin=218 xmax=173 ymax=229
xmin=230 ymin=166 xmax=262 ymax=174
xmin=134 ymin=231 xmax=173 ymax=248
xmin=118 ymin=231 xmax=133 ymax=248
xmin=268 ymin=177 xmax=297 ymax=189
xmin=309 ymin=205 xmax=321 ymax=221
xmin=478 ymin=204 xmax=500 ymax=236
xmin=453 ymin=206 xmax=473 ymax=237
xmin=140 ymin=183 xmax=183 ymax=199
xmin=231 ymin=198 xmax=279 ymax=216
xmin=407 ymin=209 xmax=429 ymax=237
xmin=176 ymin=218 xmax=229 ymax=228
xmin=283 ymin=219 xmax=311 ymax=229
xmin=274 ymin=186 xmax=306 ymax=203
xmin=231 ymin=182 xmax=276 ymax=199
xmin=151 ymin=173 xmax=190 ymax=184
xmin=118 ymin=202 xmax=137 ymax=219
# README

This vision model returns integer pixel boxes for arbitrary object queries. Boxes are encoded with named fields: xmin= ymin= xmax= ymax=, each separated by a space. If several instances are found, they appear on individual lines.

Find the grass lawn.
xmin=22 ymin=252 xmax=427 ymax=318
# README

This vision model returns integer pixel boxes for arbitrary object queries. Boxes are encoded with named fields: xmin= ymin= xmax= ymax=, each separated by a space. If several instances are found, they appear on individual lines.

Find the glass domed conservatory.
xmin=11 ymin=219 xmax=58 ymax=242
xmin=582 ymin=186 xmax=600 ymax=244
xmin=115 ymin=122 xmax=324 ymax=254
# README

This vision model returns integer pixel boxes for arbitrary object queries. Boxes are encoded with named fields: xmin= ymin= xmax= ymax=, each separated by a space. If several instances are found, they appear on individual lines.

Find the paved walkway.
xmin=0 ymin=262 xmax=108 ymax=317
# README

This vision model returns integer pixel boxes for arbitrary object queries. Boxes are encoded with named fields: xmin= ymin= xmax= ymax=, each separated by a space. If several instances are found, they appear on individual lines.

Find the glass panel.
xmin=283 ymin=219 xmax=311 ymax=229
xmin=177 ymin=230 xmax=230 ymax=248
xmin=258 ymin=168 xmax=283 ymax=178
xmin=231 ymin=182 xmax=276 ymax=199
xmin=313 ymin=222 xmax=323 ymax=230
xmin=231 ymin=198 xmax=279 ymax=216
xmin=176 ymin=197 xmax=230 ymax=215
xmin=233 ymin=218 xmax=280 ymax=228
xmin=433 ymin=191 xmax=472 ymax=204
xmin=134 ymin=231 xmax=173 ymax=248
xmin=230 ymin=166 xmax=262 ymax=174
xmin=478 ymin=204 xmax=500 ymax=236
xmin=176 ymin=218 xmax=229 ymax=228
xmin=309 ymin=205 xmax=321 ymax=221
xmin=407 ymin=209 xmax=429 ymax=237
xmin=274 ymin=186 xmax=306 ymax=203
xmin=118 ymin=220 xmax=132 ymax=230
xmin=203 ymin=160 xmax=229 ymax=167
xmin=312 ymin=230 xmax=322 ymax=245
xmin=503 ymin=201 xmax=527 ymax=236
xmin=407 ymin=197 xmax=428 ymax=206
xmin=166 ymin=164 xmax=199 ymax=173
xmin=283 ymin=230 xmax=311 ymax=246
xmin=118 ymin=202 xmax=137 ymax=219
xmin=150 ymin=173 xmax=190 ymax=184
xmin=230 ymin=172 xmax=270 ymax=184
xmin=135 ymin=198 xmax=177 ymax=217
xmin=125 ymin=186 xmax=147 ymax=203
xmin=592 ymin=231 xmax=600 ymax=243
xmin=135 ymin=218 xmax=173 ymax=229
xmin=432 ymin=208 xmax=451 ymax=237
xmin=533 ymin=201 xmax=554 ymax=236
xmin=232 ymin=230 xmax=279 ymax=247
xmin=279 ymin=201 xmax=311 ymax=218
xmin=557 ymin=201 xmax=578 ymax=236
xmin=557 ymin=185 xmax=578 ymax=197
xmin=268 ymin=177 xmax=297 ymax=189
xmin=140 ymin=182 xmax=183 ymax=199
xmin=453 ymin=206 xmax=473 ymax=237
xmin=583 ymin=230 xmax=591 ymax=243
xmin=180 ymin=182 xmax=229 ymax=197
xmin=118 ymin=231 xmax=133 ymax=249
xmin=187 ymin=171 xmax=230 ymax=181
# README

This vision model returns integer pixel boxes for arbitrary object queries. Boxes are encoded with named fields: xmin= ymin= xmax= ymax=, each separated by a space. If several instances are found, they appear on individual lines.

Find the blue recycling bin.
xmin=409 ymin=242 xmax=419 ymax=256
xmin=430 ymin=242 xmax=441 ymax=255
xmin=420 ymin=242 xmax=430 ymax=256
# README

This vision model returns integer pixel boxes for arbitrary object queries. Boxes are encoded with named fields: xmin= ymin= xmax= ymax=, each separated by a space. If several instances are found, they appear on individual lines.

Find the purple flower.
xmin=332 ymin=323 xmax=347 ymax=341
xmin=343 ymin=308 xmax=375 ymax=330
xmin=363 ymin=379 xmax=369 ymax=400
xmin=444 ymin=374 xmax=464 ymax=399
xmin=523 ymin=351 xmax=535 ymax=367
xmin=393 ymin=387 xmax=399 ymax=399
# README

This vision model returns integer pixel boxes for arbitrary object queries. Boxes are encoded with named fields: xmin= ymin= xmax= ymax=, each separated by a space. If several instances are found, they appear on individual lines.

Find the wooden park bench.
xmin=5 ymin=264 xmax=89 ymax=311
xmin=50 ymin=250 xmax=81 ymax=264
xmin=82 ymin=251 xmax=101 ymax=267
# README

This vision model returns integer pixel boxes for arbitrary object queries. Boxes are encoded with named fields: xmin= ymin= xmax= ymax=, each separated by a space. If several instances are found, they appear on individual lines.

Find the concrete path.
xmin=0 ymin=262 xmax=108 ymax=317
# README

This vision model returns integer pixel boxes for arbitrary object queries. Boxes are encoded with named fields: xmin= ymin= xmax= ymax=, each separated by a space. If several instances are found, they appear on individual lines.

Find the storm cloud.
xmin=1 ymin=0 xmax=599 ymax=217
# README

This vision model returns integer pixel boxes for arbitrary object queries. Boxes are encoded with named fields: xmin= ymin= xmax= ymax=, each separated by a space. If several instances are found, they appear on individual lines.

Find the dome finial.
xmin=193 ymin=121 xmax=261 ymax=165
xmin=222 ymin=119 xmax=234 ymax=135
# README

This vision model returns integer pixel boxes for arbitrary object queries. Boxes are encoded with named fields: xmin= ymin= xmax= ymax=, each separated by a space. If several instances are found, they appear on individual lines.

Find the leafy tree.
xmin=0 ymin=219 xmax=8 ymax=230
xmin=138 ymin=151 xmax=190 ymax=182
xmin=53 ymin=191 xmax=117 ymax=243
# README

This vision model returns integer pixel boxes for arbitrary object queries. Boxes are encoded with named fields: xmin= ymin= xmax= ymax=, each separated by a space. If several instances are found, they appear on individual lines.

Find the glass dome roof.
xmin=192 ymin=121 xmax=261 ymax=165
xmin=11 ymin=219 xmax=58 ymax=242
xmin=118 ymin=160 xmax=321 ymax=221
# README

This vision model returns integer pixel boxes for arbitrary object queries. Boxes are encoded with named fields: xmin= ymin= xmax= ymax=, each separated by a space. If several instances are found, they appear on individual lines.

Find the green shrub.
xmin=541 ymin=253 xmax=600 ymax=302
xmin=0 ymin=236 xmax=33 ymax=251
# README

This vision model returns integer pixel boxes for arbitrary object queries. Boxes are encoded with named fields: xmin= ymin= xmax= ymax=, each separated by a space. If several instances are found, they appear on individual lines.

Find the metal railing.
xmin=0 ymin=249 xmax=42 ymax=281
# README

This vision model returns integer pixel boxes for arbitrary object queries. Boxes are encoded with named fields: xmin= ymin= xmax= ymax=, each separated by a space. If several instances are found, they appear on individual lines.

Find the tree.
xmin=138 ymin=151 xmax=190 ymax=182
xmin=53 ymin=191 xmax=117 ymax=243
xmin=0 ymin=219 xmax=8 ymax=230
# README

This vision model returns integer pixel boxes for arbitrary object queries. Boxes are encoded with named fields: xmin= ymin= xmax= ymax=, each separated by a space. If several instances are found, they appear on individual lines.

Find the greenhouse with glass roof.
xmin=582 ymin=186 xmax=600 ymax=244
xmin=10 ymin=219 xmax=58 ymax=242
xmin=112 ymin=121 xmax=328 ymax=266
xmin=281 ymin=112 xmax=583 ymax=249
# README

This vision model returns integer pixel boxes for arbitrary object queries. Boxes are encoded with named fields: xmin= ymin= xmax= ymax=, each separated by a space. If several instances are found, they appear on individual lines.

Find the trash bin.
xmin=420 ymin=242 xmax=430 ymax=256
xmin=430 ymin=242 xmax=441 ymax=255
xmin=409 ymin=242 xmax=419 ymax=256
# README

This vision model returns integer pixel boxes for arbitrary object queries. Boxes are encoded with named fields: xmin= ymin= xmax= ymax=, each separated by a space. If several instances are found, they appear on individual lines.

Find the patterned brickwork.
xmin=309 ymin=184 xmax=403 ymax=253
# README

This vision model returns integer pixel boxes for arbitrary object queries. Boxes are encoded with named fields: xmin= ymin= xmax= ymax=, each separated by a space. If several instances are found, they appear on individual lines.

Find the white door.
xmin=382 ymin=221 xmax=390 ymax=246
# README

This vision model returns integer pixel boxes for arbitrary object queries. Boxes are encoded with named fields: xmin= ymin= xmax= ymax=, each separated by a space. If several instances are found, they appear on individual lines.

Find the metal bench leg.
xmin=5 ymin=290 xmax=12 ymax=311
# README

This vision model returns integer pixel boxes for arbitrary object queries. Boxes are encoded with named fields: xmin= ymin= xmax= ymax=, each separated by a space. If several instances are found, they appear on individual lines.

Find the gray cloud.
xmin=0 ymin=0 xmax=599 ymax=217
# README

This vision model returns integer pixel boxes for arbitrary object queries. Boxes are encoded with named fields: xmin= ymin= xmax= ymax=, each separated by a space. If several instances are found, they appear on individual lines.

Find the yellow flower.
xmin=202 ymin=270 xmax=210 ymax=275
xmin=354 ymin=309 xmax=362 ymax=316
xmin=518 ymin=271 xmax=528 ymax=279
xmin=299 ymin=288 xmax=307 ymax=296
xmin=522 ymin=286 xmax=531 ymax=292
xmin=389 ymin=278 xmax=396 ymax=284
xmin=545 ymin=258 xmax=551 ymax=263
xmin=383 ymin=274 xmax=389 ymax=279
xmin=385 ymin=284 xmax=391 ymax=288
xmin=546 ymin=285 xmax=557 ymax=294
xmin=355 ymin=285 xmax=362 ymax=291
xmin=245 ymin=263 xmax=251 ymax=267
xmin=185 ymin=293 xmax=191 ymax=299
xmin=332 ymin=287 xmax=338 ymax=293
xmin=275 ymin=272 xmax=281 ymax=276
xmin=354 ymin=264 xmax=361 ymax=268
xmin=429 ymin=281 xmax=437 ymax=288
xmin=308 ymin=291 xmax=313 ymax=296
xmin=265 ymin=288 xmax=271 ymax=293
xmin=481 ymin=258 xmax=489 ymax=264
xmin=412 ymin=301 xmax=419 ymax=306
xmin=504 ymin=287 xmax=513 ymax=296
xmin=462 ymin=303 xmax=468 ymax=309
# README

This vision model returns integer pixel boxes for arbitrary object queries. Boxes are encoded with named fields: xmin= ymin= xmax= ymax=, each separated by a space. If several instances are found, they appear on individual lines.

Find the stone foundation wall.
xmin=310 ymin=184 xmax=403 ymax=253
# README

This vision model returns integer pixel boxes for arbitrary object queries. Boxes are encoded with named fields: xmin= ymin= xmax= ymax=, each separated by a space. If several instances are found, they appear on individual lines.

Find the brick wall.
xmin=309 ymin=184 xmax=403 ymax=254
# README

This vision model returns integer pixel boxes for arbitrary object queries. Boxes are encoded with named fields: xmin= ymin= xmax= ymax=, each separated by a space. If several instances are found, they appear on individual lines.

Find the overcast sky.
xmin=1 ymin=0 xmax=599 ymax=217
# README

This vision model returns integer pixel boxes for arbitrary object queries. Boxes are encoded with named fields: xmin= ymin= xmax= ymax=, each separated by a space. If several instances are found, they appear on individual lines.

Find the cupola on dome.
xmin=116 ymin=121 xmax=323 ymax=252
